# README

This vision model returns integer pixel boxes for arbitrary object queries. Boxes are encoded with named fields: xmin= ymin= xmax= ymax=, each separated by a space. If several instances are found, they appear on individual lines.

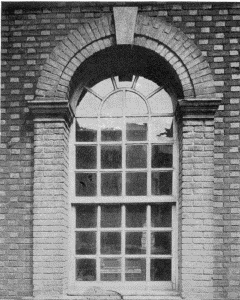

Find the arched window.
xmin=69 ymin=75 xmax=178 ymax=291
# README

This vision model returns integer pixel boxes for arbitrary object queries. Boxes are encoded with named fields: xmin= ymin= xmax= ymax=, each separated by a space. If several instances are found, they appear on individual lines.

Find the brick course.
xmin=1 ymin=2 xmax=240 ymax=300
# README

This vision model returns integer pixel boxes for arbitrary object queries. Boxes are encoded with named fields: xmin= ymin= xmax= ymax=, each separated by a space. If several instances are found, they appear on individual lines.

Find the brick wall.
xmin=1 ymin=2 xmax=240 ymax=299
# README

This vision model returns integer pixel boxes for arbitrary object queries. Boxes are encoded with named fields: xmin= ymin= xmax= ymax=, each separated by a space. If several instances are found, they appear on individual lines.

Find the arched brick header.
xmin=35 ymin=13 xmax=217 ymax=103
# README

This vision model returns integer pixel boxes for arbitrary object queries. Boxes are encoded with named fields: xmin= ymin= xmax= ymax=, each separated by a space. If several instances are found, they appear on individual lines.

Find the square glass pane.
xmin=100 ymin=118 xmax=122 ymax=141
xmin=150 ymin=259 xmax=171 ymax=281
xmin=126 ymin=205 xmax=146 ymax=228
xmin=126 ymin=172 xmax=147 ymax=196
xmin=101 ymin=232 xmax=121 ymax=254
xmin=76 ymin=259 xmax=96 ymax=281
xmin=76 ymin=146 xmax=97 ymax=169
xmin=101 ymin=173 xmax=122 ymax=196
xmin=76 ymin=119 xmax=97 ymax=142
xmin=151 ymin=232 xmax=171 ymax=255
xmin=101 ymin=205 xmax=121 ymax=228
xmin=76 ymin=173 xmax=97 ymax=196
xmin=151 ymin=171 xmax=172 ymax=195
xmin=76 ymin=232 xmax=96 ymax=255
xmin=126 ymin=232 xmax=146 ymax=254
xmin=126 ymin=118 xmax=148 ymax=141
xmin=151 ymin=204 xmax=172 ymax=227
xmin=101 ymin=145 xmax=122 ymax=169
xmin=151 ymin=145 xmax=173 ymax=168
xmin=100 ymin=258 xmax=121 ymax=281
xmin=150 ymin=117 xmax=173 ymax=143
xmin=126 ymin=145 xmax=147 ymax=169
xmin=76 ymin=205 xmax=97 ymax=228
xmin=125 ymin=259 xmax=146 ymax=281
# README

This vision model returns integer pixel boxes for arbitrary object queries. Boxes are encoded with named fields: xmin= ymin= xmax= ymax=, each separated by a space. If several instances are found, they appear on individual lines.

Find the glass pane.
xmin=100 ymin=118 xmax=122 ymax=141
xmin=101 ymin=145 xmax=122 ymax=169
xmin=125 ymin=259 xmax=146 ymax=281
xmin=150 ymin=259 xmax=171 ymax=281
xmin=151 ymin=145 xmax=173 ymax=168
xmin=76 ymin=232 xmax=96 ymax=255
xmin=125 ymin=92 xmax=148 ymax=115
xmin=76 ymin=173 xmax=97 ymax=196
xmin=135 ymin=76 xmax=159 ymax=97
xmin=115 ymin=75 xmax=134 ymax=88
xmin=76 ymin=259 xmax=96 ymax=281
xmin=126 ymin=232 xmax=146 ymax=254
xmin=101 ymin=173 xmax=122 ymax=196
xmin=76 ymin=146 xmax=97 ymax=169
xmin=151 ymin=232 xmax=171 ymax=255
xmin=76 ymin=205 xmax=97 ymax=228
xmin=76 ymin=92 xmax=101 ymax=117
xmin=126 ymin=172 xmax=147 ymax=196
xmin=151 ymin=204 xmax=172 ymax=227
xmin=149 ymin=89 xmax=173 ymax=114
xmin=76 ymin=119 xmax=97 ymax=142
xmin=101 ymin=232 xmax=121 ymax=254
xmin=151 ymin=172 xmax=172 ymax=195
xmin=150 ymin=117 xmax=173 ymax=142
xmin=126 ymin=145 xmax=147 ymax=169
xmin=101 ymin=205 xmax=121 ymax=227
xmin=126 ymin=205 xmax=146 ymax=228
xmin=91 ymin=78 xmax=114 ymax=97
xmin=101 ymin=91 xmax=123 ymax=117
xmin=100 ymin=258 xmax=121 ymax=281
xmin=126 ymin=118 xmax=148 ymax=141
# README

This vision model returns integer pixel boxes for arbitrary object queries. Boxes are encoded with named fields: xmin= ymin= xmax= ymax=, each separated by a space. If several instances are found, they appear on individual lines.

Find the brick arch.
xmin=35 ymin=15 xmax=115 ymax=99
xmin=35 ymin=13 xmax=216 ymax=101
xmin=134 ymin=14 xmax=216 ymax=98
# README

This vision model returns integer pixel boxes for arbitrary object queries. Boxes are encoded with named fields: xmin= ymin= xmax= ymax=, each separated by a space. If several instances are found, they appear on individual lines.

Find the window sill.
xmin=67 ymin=285 xmax=181 ymax=299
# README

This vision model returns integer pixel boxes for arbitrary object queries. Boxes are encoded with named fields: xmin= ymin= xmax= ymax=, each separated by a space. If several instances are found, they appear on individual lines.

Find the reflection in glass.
xmin=101 ymin=145 xmax=122 ymax=169
xmin=149 ymin=89 xmax=173 ymax=114
xmin=125 ymin=259 xmax=146 ymax=281
xmin=101 ymin=205 xmax=121 ymax=227
xmin=101 ymin=232 xmax=121 ymax=254
xmin=76 ymin=119 xmax=97 ymax=142
xmin=101 ymin=130 xmax=122 ymax=141
xmin=125 ymin=92 xmax=148 ymax=115
xmin=126 ymin=232 xmax=146 ymax=254
xmin=126 ymin=205 xmax=146 ymax=227
xmin=126 ymin=145 xmax=147 ymax=169
xmin=76 ymin=259 xmax=96 ymax=281
xmin=126 ymin=119 xmax=148 ymax=141
xmin=151 ymin=145 xmax=173 ymax=168
xmin=76 ymin=205 xmax=97 ymax=228
xmin=151 ymin=232 xmax=171 ymax=255
xmin=100 ymin=118 xmax=122 ymax=141
xmin=126 ymin=172 xmax=147 ymax=196
xmin=135 ymin=77 xmax=159 ymax=97
xmin=150 ymin=259 xmax=171 ymax=281
xmin=76 ymin=92 xmax=101 ymax=117
xmin=101 ymin=92 xmax=123 ymax=116
xmin=76 ymin=173 xmax=97 ymax=196
xmin=76 ymin=146 xmax=97 ymax=169
xmin=101 ymin=258 xmax=121 ymax=281
xmin=76 ymin=232 xmax=96 ymax=254
xmin=151 ymin=171 xmax=172 ymax=195
xmin=101 ymin=173 xmax=122 ymax=196
xmin=151 ymin=204 xmax=172 ymax=227
xmin=150 ymin=117 xmax=173 ymax=142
